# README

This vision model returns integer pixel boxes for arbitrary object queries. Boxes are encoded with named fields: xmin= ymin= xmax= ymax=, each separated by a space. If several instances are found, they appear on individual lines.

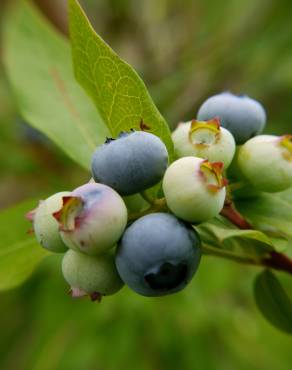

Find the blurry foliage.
xmin=1 ymin=257 xmax=292 ymax=370
xmin=81 ymin=0 xmax=292 ymax=130
xmin=0 ymin=0 xmax=292 ymax=369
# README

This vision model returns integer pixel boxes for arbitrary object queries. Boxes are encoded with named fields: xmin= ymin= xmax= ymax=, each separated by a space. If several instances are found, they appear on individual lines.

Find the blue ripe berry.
xmin=116 ymin=213 xmax=201 ymax=297
xmin=197 ymin=92 xmax=266 ymax=144
xmin=91 ymin=131 xmax=169 ymax=195
xmin=54 ymin=183 xmax=127 ymax=255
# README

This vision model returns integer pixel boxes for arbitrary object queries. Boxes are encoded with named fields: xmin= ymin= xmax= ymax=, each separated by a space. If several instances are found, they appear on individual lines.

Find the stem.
xmin=203 ymin=245 xmax=292 ymax=274
xmin=262 ymin=252 xmax=292 ymax=274
xmin=220 ymin=196 xmax=292 ymax=275
xmin=202 ymin=244 xmax=261 ymax=266
xmin=140 ymin=191 xmax=154 ymax=205
xmin=128 ymin=197 xmax=168 ymax=222
xmin=220 ymin=199 xmax=252 ymax=229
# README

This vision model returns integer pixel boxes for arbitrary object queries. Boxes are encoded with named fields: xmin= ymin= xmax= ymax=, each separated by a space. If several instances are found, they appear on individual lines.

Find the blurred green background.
xmin=0 ymin=0 xmax=292 ymax=369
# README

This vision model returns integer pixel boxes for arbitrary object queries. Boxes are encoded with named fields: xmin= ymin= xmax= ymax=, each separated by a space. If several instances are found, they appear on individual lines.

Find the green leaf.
xmin=197 ymin=217 xmax=279 ymax=257
xmin=69 ymin=0 xmax=174 ymax=158
xmin=237 ymin=193 xmax=292 ymax=239
xmin=0 ymin=199 xmax=49 ymax=291
xmin=3 ymin=0 xmax=109 ymax=170
xmin=277 ymin=187 xmax=292 ymax=203
xmin=254 ymin=270 xmax=292 ymax=334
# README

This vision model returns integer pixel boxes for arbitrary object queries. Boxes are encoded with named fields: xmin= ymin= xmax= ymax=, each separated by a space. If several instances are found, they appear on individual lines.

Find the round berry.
xmin=116 ymin=213 xmax=201 ymax=297
xmin=163 ymin=157 xmax=226 ymax=223
xmin=172 ymin=118 xmax=235 ymax=168
xmin=237 ymin=135 xmax=292 ymax=192
xmin=33 ymin=191 xmax=71 ymax=253
xmin=197 ymin=92 xmax=266 ymax=144
xmin=91 ymin=131 xmax=169 ymax=195
xmin=62 ymin=249 xmax=124 ymax=300
xmin=54 ymin=183 xmax=127 ymax=255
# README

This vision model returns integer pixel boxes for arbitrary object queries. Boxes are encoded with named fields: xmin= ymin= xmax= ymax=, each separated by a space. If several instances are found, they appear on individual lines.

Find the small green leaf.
xmin=3 ymin=0 xmax=109 ymax=170
xmin=69 ymin=0 xmax=174 ymax=158
xmin=0 ymin=199 xmax=49 ymax=291
xmin=254 ymin=270 xmax=292 ymax=334
xmin=197 ymin=217 xmax=279 ymax=257
xmin=277 ymin=187 xmax=292 ymax=203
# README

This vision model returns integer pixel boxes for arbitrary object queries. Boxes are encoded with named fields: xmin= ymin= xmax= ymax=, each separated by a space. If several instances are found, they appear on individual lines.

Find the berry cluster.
xmin=28 ymin=92 xmax=292 ymax=301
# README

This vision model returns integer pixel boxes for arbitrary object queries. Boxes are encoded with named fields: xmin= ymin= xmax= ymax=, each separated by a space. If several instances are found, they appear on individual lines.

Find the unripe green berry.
xmin=62 ymin=249 xmax=124 ymax=300
xmin=54 ymin=183 xmax=127 ymax=256
xmin=172 ymin=118 xmax=236 ymax=168
xmin=238 ymin=135 xmax=292 ymax=193
xmin=33 ymin=191 xmax=71 ymax=253
xmin=162 ymin=157 xmax=227 ymax=223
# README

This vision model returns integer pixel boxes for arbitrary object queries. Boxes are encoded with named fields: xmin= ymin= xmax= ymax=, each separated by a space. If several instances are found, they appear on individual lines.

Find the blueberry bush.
xmin=1 ymin=0 xmax=292 ymax=339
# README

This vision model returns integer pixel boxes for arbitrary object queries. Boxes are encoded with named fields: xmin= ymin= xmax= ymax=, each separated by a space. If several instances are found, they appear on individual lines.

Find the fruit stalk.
xmin=128 ymin=198 xmax=168 ymax=222
xmin=220 ymin=198 xmax=252 ymax=229
xmin=262 ymin=251 xmax=292 ymax=274
xmin=220 ymin=197 xmax=292 ymax=274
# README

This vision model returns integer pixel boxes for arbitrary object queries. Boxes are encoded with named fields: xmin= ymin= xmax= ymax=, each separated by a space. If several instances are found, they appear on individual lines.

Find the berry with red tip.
xmin=32 ymin=191 xmax=71 ymax=253
xmin=238 ymin=135 xmax=292 ymax=192
xmin=172 ymin=118 xmax=235 ymax=168
xmin=54 ymin=183 xmax=127 ymax=255
xmin=162 ymin=157 xmax=227 ymax=223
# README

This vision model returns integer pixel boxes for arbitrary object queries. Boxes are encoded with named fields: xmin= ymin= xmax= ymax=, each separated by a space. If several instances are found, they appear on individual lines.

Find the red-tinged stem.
xmin=220 ymin=197 xmax=292 ymax=275
xmin=263 ymin=252 xmax=292 ymax=274
xmin=220 ymin=200 xmax=253 ymax=230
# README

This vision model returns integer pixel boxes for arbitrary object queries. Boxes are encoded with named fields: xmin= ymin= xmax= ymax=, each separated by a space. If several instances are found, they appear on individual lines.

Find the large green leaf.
xmin=254 ymin=270 xmax=292 ymax=334
xmin=69 ymin=0 xmax=174 ymax=158
xmin=3 ymin=0 xmax=109 ymax=170
xmin=0 ymin=200 xmax=49 ymax=291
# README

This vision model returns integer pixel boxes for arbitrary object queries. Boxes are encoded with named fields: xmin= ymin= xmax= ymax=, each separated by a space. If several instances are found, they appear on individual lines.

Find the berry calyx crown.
xmin=279 ymin=135 xmax=292 ymax=161
xmin=189 ymin=118 xmax=221 ymax=147
xmin=200 ymin=160 xmax=228 ymax=193
xmin=53 ymin=196 xmax=84 ymax=231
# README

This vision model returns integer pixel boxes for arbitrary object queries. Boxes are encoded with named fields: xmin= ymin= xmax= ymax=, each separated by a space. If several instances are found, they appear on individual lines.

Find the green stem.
xmin=140 ymin=191 xmax=155 ymax=205
xmin=202 ymin=244 xmax=261 ymax=267
xmin=128 ymin=197 xmax=168 ymax=222
xmin=228 ymin=181 xmax=246 ymax=192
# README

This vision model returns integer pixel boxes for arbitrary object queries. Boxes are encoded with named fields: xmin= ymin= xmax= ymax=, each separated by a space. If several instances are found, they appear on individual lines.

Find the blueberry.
xmin=62 ymin=249 xmax=124 ymax=300
xmin=115 ymin=213 xmax=201 ymax=297
xmin=238 ymin=135 xmax=292 ymax=192
xmin=172 ymin=118 xmax=236 ymax=168
xmin=197 ymin=92 xmax=266 ymax=144
xmin=163 ymin=157 xmax=226 ymax=223
xmin=54 ymin=183 xmax=127 ymax=255
xmin=91 ymin=131 xmax=169 ymax=195
xmin=32 ymin=191 xmax=71 ymax=253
